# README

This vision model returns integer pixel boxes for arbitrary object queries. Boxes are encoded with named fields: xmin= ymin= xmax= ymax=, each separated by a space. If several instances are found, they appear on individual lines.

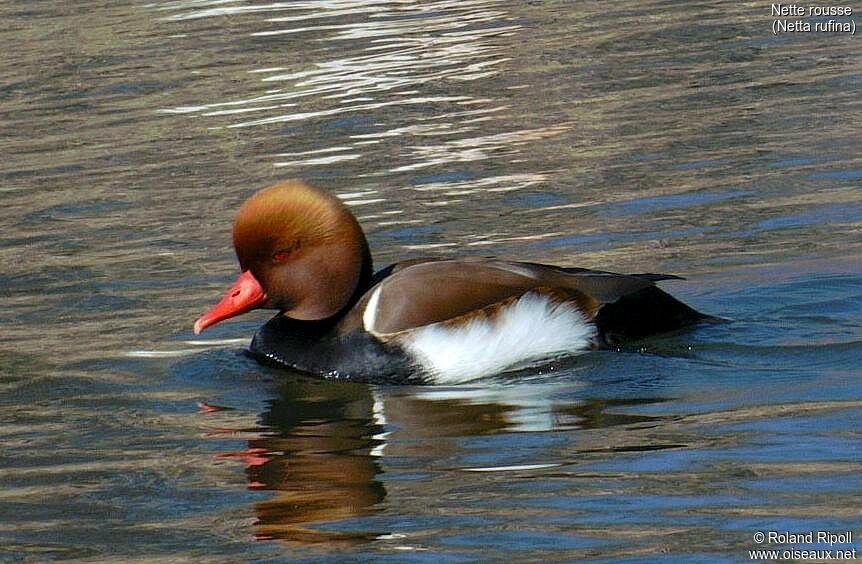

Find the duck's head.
xmin=194 ymin=180 xmax=371 ymax=334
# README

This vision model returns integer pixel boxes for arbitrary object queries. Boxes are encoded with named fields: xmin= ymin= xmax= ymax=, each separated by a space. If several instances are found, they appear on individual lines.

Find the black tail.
xmin=595 ymin=285 xmax=722 ymax=346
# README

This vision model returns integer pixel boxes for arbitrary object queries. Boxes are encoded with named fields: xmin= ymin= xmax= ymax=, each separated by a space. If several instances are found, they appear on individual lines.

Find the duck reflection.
xmin=234 ymin=375 xmax=672 ymax=545
xmin=239 ymin=377 xmax=385 ymax=544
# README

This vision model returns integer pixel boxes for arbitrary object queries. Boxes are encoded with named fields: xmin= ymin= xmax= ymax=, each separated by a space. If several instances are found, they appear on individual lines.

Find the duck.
xmin=194 ymin=180 xmax=717 ymax=384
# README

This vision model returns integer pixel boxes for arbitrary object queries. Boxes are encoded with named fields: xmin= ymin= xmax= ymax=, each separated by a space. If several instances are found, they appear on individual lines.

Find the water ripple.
xmin=156 ymin=0 xmax=540 ymax=178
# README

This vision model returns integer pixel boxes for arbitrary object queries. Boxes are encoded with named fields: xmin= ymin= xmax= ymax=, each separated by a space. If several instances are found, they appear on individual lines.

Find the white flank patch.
xmin=398 ymin=292 xmax=596 ymax=384
xmin=362 ymin=286 xmax=382 ymax=332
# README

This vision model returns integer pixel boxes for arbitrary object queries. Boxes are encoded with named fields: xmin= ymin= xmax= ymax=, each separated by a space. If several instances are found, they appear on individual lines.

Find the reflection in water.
xmin=236 ymin=379 xmax=386 ymax=544
xmin=217 ymin=376 xmax=682 ymax=545
xmin=205 ymin=374 xmax=862 ymax=552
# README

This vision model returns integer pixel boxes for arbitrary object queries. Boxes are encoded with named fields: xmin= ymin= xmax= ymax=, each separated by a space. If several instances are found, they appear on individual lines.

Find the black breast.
xmin=248 ymin=314 xmax=423 ymax=384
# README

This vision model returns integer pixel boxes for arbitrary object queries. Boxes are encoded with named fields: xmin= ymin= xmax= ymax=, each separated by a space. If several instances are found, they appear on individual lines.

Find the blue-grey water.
xmin=1 ymin=1 xmax=860 ymax=561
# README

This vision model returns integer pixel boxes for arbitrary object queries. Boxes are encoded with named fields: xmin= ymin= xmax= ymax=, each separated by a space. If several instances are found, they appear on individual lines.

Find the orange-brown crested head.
xmin=231 ymin=180 xmax=371 ymax=321
xmin=194 ymin=180 xmax=372 ymax=333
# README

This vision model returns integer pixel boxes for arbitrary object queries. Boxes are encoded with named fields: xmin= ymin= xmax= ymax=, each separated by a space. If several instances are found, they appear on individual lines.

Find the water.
xmin=1 ymin=1 xmax=860 ymax=561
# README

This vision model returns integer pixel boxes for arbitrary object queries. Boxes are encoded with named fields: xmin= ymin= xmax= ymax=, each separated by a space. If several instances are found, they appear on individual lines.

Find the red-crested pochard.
xmin=194 ymin=180 xmax=717 ymax=383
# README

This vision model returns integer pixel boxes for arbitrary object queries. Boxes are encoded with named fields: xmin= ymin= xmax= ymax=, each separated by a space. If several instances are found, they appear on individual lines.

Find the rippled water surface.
xmin=2 ymin=1 xmax=860 ymax=561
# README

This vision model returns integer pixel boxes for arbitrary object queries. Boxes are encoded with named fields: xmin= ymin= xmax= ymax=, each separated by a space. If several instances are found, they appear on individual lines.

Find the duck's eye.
xmin=272 ymin=241 xmax=301 ymax=263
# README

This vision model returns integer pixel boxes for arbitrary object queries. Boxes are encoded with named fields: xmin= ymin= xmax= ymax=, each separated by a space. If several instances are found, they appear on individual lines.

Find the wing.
xmin=357 ymin=258 xmax=671 ymax=337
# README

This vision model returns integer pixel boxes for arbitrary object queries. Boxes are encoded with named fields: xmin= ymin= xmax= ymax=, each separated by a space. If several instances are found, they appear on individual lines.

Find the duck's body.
xmin=195 ymin=181 xmax=716 ymax=384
